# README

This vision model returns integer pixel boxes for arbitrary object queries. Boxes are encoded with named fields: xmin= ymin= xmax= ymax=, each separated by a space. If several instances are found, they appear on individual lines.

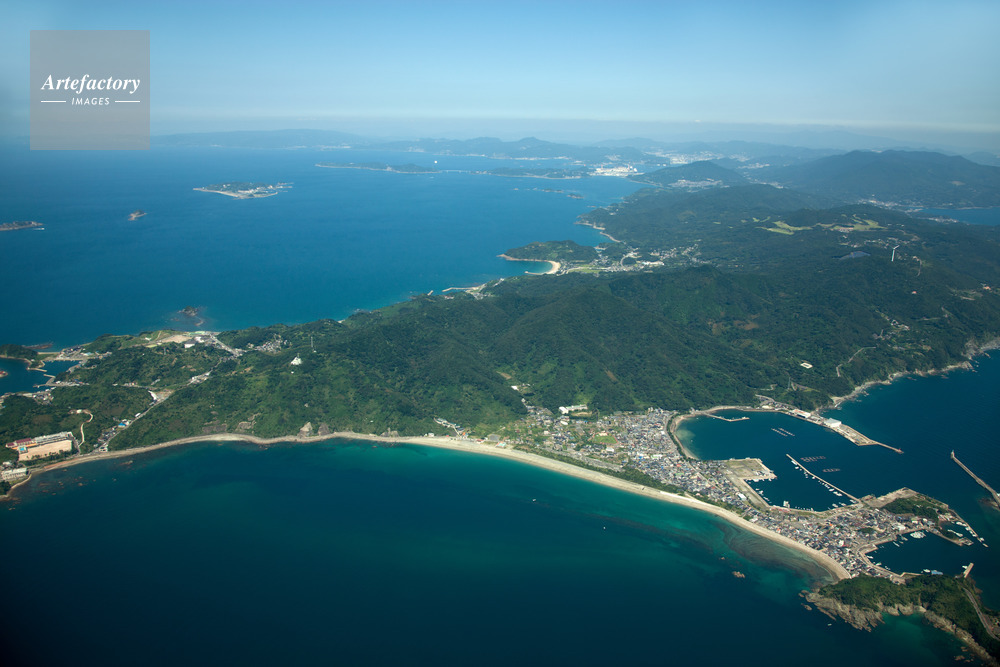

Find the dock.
xmin=782 ymin=410 xmax=902 ymax=453
xmin=952 ymin=451 xmax=1000 ymax=511
xmin=835 ymin=422 xmax=903 ymax=454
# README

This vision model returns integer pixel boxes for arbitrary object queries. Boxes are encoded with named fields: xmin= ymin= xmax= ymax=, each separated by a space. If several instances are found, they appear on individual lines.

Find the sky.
xmin=3 ymin=0 xmax=1000 ymax=148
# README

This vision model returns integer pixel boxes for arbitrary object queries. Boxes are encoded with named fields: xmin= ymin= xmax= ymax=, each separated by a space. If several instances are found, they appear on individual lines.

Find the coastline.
xmin=10 ymin=339 xmax=996 ymax=588
xmin=17 ymin=429 xmax=849 ymax=584
xmin=497 ymin=254 xmax=561 ymax=275
xmin=822 ymin=341 xmax=997 ymax=411
xmin=575 ymin=219 xmax=622 ymax=244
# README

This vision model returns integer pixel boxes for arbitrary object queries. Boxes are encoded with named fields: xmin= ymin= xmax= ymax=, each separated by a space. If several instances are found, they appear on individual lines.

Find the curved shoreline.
xmin=14 ymin=345 xmax=995 ymax=584
xmin=497 ymin=254 xmax=561 ymax=275
xmin=19 ymin=429 xmax=849 ymax=584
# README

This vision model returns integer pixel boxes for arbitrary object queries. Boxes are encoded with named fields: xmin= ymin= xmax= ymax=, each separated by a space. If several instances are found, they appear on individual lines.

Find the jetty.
xmin=708 ymin=414 xmax=749 ymax=422
xmin=787 ymin=454 xmax=861 ymax=504
xmin=952 ymin=451 xmax=1000 ymax=511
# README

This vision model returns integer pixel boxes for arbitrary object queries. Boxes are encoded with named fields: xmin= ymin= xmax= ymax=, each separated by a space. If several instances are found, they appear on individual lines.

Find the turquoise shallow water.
xmin=1 ymin=148 xmax=996 ymax=664
xmin=0 ymin=440 xmax=973 ymax=666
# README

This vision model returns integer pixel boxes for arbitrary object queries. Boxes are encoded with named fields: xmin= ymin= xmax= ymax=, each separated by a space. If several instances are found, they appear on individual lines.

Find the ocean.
xmin=0 ymin=147 xmax=638 ymax=348
xmin=1 ymin=147 xmax=997 ymax=665
xmin=679 ymin=353 xmax=1000 ymax=608
xmin=0 ymin=439 xmax=972 ymax=666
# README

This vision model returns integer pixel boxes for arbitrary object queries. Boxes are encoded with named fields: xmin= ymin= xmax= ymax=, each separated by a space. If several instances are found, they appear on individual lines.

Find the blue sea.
xmin=1 ymin=147 xmax=997 ymax=665
xmin=0 ymin=147 xmax=637 ymax=348
xmin=680 ymin=354 xmax=1000 ymax=609
xmin=0 ymin=440 xmax=973 ymax=666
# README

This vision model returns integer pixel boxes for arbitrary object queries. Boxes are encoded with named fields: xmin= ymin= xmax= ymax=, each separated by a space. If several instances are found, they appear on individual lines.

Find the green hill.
xmin=763 ymin=150 xmax=1000 ymax=207
xmin=5 ymin=168 xmax=999 ymax=452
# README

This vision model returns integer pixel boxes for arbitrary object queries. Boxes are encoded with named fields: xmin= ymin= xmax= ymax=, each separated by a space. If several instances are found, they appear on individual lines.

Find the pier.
xmin=835 ymin=422 xmax=903 ymax=454
xmin=786 ymin=454 xmax=861 ymax=504
xmin=780 ymin=409 xmax=903 ymax=453
xmin=952 ymin=451 xmax=1000 ymax=511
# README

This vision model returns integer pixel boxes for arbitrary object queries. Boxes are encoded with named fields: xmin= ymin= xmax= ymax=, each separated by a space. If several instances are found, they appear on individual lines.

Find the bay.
xmin=678 ymin=353 xmax=1000 ymax=610
xmin=0 ymin=440 xmax=969 ymax=666
xmin=0 ymin=358 xmax=75 ymax=395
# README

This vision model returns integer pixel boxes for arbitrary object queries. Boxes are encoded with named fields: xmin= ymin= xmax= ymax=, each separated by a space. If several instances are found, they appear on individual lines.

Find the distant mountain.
xmin=582 ymin=184 xmax=834 ymax=250
xmin=966 ymin=151 xmax=1000 ymax=168
xmin=762 ymin=150 xmax=1000 ymax=207
xmin=154 ymin=129 xmax=370 ymax=148
xmin=629 ymin=161 xmax=748 ymax=188
xmin=595 ymin=138 xmax=841 ymax=167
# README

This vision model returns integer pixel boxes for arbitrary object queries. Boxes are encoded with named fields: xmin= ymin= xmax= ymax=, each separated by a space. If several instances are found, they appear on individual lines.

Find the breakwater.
xmin=952 ymin=450 xmax=1000 ymax=511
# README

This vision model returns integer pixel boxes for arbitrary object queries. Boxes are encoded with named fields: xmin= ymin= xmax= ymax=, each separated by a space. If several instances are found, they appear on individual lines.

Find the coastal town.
xmin=494 ymin=403 xmax=984 ymax=583
xmin=0 ymin=322 xmax=990 ymax=592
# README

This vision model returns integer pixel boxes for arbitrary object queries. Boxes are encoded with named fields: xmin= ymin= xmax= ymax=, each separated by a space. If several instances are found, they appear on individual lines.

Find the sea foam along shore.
xmin=23 ymin=429 xmax=849 ymax=584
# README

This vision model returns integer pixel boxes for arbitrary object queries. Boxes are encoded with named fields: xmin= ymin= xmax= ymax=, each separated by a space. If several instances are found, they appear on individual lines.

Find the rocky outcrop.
xmin=803 ymin=591 xmax=911 ymax=631
xmin=804 ymin=592 xmax=998 ymax=665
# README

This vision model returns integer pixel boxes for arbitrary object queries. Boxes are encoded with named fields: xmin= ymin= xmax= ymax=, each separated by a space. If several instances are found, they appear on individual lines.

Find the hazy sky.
xmin=4 ymin=0 xmax=999 ymax=146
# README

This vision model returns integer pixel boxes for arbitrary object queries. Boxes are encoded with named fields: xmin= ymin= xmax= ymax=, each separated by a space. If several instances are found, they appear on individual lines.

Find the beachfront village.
xmin=0 ymin=330 xmax=986 ymax=586
xmin=494 ymin=404 xmax=983 ymax=583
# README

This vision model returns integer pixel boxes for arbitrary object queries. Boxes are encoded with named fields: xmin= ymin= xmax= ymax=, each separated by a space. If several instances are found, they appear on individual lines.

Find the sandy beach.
xmin=497 ymin=254 xmax=561 ymax=275
xmin=25 ymin=428 xmax=849 ymax=583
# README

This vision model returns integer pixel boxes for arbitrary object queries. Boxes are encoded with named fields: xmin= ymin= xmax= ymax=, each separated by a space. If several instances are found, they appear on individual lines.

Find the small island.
xmin=316 ymin=162 xmax=439 ymax=174
xmin=194 ymin=182 xmax=290 ymax=199
xmin=0 ymin=220 xmax=43 ymax=232
xmin=174 ymin=305 xmax=206 ymax=328
xmin=128 ymin=210 xmax=146 ymax=221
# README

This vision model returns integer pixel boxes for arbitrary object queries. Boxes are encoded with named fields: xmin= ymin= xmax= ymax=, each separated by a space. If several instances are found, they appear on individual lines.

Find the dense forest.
xmin=3 ymin=151 xmax=999 ymax=453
